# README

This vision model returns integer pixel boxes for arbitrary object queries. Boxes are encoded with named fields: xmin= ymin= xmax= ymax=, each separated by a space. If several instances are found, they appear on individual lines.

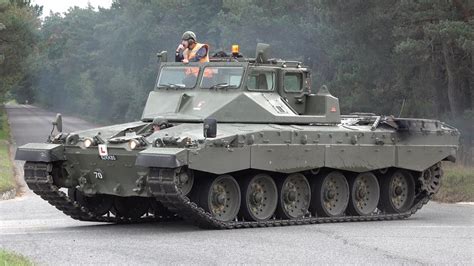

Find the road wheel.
xmin=199 ymin=175 xmax=241 ymax=222
xmin=114 ymin=196 xmax=150 ymax=219
xmin=68 ymin=188 xmax=113 ymax=216
xmin=276 ymin=173 xmax=311 ymax=219
xmin=379 ymin=170 xmax=415 ymax=213
xmin=239 ymin=173 xmax=278 ymax=221
xmin=347 ymin=172 xmax=380 ymax=216
xmin=176 ymin=168 xmax=194 ymax=196
xmin=311 ymin=171 xmax=349 ymax=217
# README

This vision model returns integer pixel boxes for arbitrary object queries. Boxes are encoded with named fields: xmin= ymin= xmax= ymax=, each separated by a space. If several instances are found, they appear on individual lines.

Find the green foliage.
xmin=0 ymin=0 xmax=41 ymax=103
xmin=0 ymin=107 xmax=14 ymax=193
xmin=0 ymin=106 xmax=8 ymax=139
xmin=2 ymin=0 xmax=473 ymax=162
xmin=0 ymin=141 xmax=14 ymax=193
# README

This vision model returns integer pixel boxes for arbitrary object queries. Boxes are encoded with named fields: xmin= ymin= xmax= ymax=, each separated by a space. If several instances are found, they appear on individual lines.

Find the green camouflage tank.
xmin=16 ymin=44 xmax=459 ymax=228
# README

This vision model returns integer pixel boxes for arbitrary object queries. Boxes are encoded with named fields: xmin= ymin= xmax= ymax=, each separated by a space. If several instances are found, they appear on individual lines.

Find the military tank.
xmin=16 ymin=44 xmax=459 ymax=229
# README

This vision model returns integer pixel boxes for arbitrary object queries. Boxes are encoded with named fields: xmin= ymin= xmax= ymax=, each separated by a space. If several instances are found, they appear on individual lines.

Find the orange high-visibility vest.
xmin=183 ymin=43 xmax=209 ymax=63
xmin=184 ymin=43 xmax=212 ymax=77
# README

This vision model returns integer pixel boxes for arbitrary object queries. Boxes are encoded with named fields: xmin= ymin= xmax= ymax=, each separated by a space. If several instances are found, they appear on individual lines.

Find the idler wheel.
xmin=418 ymin=163 xmax=443 ymax=195
xmin=176 ymin=168 xmax=194 ymax=196
xmin=310 ymin=171 xmax=349 ymax=217
xmin=239 ymin=173 xmax=278 ymax=221
xmin=68 ymin=188 xmax=113 ymax=216
xmin=199 ymin=175 xmax=241 ymax=222
xmin=379 ymin=170 xmax=415 ymax=213
xmin=347 ymin=172 xmax=380 ymax=216
xmin=114 ymin=196 xmax=150 ymax=219
xmin=276 ymin=173 xmax=311 ymax=219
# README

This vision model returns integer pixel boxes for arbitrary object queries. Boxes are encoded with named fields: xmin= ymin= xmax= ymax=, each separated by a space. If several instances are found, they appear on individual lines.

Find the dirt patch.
xmin=0 ymin=187 xmax=16 ymax=200
xmin=10 ymin=143 xmax=27 ymax=196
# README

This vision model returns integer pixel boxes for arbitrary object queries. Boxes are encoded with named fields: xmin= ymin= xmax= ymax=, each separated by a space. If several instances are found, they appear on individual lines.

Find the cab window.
xmin=284 ymin=72 xmax=303 ymax=92
xmin=200 ymin=67 xmax=244 ymax=89
xmin=247 ymin=71 xmax=275 ymax=91
xmin=157 ymin=66 xmax=199 ymax=89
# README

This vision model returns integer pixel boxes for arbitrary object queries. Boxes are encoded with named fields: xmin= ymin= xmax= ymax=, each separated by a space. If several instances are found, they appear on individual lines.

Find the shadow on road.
xmin=40 ymin=219 xmax=217 ymax=235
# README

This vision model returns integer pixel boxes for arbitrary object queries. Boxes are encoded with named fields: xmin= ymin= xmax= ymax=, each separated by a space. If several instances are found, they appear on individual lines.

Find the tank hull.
xmin=47 ymin=119 xmax=457 ymax=196
xmin=17 ymin=116 xmax=459 ymax=228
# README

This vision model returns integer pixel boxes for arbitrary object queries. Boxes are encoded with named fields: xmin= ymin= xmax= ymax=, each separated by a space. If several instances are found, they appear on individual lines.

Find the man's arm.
xmin=175 ymin=43 xmax=185 ymax=62
xmin=175 ymin=50 xmax=184 ymax=62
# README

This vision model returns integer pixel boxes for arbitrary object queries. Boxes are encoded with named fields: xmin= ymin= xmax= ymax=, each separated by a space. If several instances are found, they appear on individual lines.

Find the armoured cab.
xmin=145 ymin=43 xmax=341 ymax=125
xmin=246 ymin=60 xmax=338 ymax=119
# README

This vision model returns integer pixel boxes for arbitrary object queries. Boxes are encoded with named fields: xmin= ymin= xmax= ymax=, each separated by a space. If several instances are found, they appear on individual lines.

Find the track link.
xmin=148 ymin=168 xmax=431 ymax=229
xmin=24 ymin=162 xmax=169 ymax=223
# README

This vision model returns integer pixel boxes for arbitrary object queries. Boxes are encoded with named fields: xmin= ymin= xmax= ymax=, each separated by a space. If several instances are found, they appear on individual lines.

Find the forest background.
xmin=1 ymin=0 xmax=472 ymax=164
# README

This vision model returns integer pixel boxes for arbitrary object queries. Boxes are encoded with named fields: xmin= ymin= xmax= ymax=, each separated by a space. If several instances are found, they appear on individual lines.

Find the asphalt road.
xmin=1 ymin=104 xmax=473 ymax=265
xmin=4 ymin=105 xmax=99 ymax=193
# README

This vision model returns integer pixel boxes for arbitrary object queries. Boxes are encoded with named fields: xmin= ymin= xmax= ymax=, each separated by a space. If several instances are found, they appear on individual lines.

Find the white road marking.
xmin=456 ymin=202 xmax=474 ymax=205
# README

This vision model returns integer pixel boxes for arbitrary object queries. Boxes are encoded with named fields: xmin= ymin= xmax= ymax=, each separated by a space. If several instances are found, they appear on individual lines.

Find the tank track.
xmin=24 ymin=162 xmax=171 ymax=224
xmin=23 ymin=162 xmax=431 ymax=228
xmin=148 ymin=168 xmax=432 ymax=229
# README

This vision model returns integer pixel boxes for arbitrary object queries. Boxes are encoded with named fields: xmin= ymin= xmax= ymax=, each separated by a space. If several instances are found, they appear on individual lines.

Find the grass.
xmin=0 ymin=106 xmax=10 ymax=139
xmin=433 ymin=164 xmax=474 ymax=203
xmin=0 ymin=107 xmax=14 ymax=193
xmin=0 ymin=250 xmax=32 ymax=266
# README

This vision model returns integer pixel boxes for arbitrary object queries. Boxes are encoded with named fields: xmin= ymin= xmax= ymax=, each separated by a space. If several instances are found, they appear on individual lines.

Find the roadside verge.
xmin=0 ymin=249 xmax=32 ymax=265
xmin=433 ymin=164 xmax=474 ymax=203
xmin=0 ymin=105 xmax=16 ymax=200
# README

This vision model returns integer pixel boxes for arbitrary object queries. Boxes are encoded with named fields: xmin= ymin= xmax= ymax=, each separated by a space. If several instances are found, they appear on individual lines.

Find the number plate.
xmin=100 ymin=155 xmax=117 ymax=161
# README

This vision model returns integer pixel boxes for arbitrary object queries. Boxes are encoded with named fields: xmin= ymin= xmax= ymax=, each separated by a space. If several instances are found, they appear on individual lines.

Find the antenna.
xmin=398 ymin=98 xmax=406 ymax=118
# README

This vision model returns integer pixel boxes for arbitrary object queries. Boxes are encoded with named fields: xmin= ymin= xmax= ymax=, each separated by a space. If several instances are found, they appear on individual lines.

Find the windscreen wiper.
xmin=159 ymin=83 xmax=186 ymax=89
xmin=209 ymin=83 xmax=236 ymax=90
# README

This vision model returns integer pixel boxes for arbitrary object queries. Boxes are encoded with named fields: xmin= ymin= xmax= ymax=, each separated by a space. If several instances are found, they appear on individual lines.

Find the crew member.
xmin=152 ymin=117 xmax=169 ymax=132
xmin=175 ymin=31 xmax=209 ymax=63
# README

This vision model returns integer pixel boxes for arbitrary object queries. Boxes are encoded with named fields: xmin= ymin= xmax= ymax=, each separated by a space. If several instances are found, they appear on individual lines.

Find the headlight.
xmin=80 ymin=137 xmax=95 ymax=149
xmin=66 ymin=134 xmax=79 ymax=145
xmin=128 ymin=139 xmax=140 ymax=150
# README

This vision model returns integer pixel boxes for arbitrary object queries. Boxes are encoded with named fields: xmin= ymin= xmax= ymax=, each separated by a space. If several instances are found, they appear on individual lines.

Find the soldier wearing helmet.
xmin=175 ymin=31 xmax=209 ymax=63
xmin=151 ymin=117 xmax=169 ymax=132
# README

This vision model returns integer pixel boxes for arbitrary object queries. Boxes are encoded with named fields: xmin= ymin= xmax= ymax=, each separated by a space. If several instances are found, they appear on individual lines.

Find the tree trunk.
xmin=442 ymin=41 xmax=465 ymax=116
xmin=430 ymin=51 xmax=449 ymax=116
xmin=462 ymin=50 xmax=473 ymax=110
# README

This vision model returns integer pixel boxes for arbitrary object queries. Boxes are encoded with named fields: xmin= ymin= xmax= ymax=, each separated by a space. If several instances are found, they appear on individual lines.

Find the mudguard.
xmin=15 ymin=143 xmax=65 ymax=162
xmin=135 ymin=147 xmax=188 ymax=168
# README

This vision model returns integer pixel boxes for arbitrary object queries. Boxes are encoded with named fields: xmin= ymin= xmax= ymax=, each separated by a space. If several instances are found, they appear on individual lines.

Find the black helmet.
xmin=152 ymin=117 xmax=168 ymax=128
xmin=181 ymin=31 xmax=196 ymax=41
